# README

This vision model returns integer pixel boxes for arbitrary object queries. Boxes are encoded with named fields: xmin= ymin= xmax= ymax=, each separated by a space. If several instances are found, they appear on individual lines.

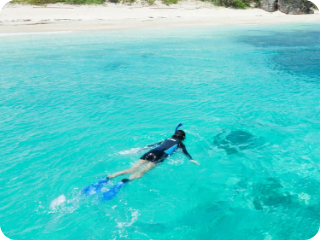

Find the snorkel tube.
xmin=175 ymin=123 xmax=183 ymax=133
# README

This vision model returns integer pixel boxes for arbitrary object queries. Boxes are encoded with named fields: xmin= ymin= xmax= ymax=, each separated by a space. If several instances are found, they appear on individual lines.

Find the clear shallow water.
xmin=1 ymin=23 xmax=320 ymax=240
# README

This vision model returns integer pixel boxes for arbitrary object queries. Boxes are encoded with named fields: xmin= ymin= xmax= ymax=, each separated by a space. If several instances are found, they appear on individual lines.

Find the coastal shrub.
xmin=122 ymin=0 xmax=136 ymax=3
xmin=203 ymin=0 xmax=256 ymax=9
xmin=64 ymin=0 xmax=104 ymax=4
xmin=162 ymin=0 xmax=178 ymax=5
xmin=10 ymin=0 xmax=105 ymax=4
xmin=10 ymin=0 xmax=258 ymax=6
xmin=213 ymin=0 xmax=228 ymax=6
xmin=10 ymin=0 xmax=59 ymax=4
xmin=144 ymin=0 xmax=155 ymax=4
xmin=231 ymin=0 xmax=248 ymax=8
xmin=311 ymin=2 xmax=319 ymax=10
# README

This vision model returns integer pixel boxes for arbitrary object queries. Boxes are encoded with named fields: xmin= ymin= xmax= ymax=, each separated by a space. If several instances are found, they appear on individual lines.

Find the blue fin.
xmin=101 ymin=180 xmax=127 ymax=201
xmin=81 ymin=178 xmax=109 ymax=196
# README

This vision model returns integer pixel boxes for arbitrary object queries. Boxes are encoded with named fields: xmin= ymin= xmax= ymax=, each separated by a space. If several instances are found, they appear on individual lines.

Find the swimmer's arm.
xmin=179 ymin=143 xmax=200 ymax=165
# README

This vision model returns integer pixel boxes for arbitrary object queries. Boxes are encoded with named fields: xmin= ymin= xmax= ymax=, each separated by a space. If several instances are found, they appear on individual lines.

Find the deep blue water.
xmin=1 ymin=23 xmax=320 ymax=240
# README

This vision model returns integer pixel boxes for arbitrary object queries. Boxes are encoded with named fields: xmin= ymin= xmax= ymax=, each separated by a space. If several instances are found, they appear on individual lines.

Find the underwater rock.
xmin=105 ymin=62 xmax=129 ymax=71
xmin=225 ymin=130 xmax=253 ymax=145
xmin=141 ymin=52 xmax=155 ymax=58
xmin=233 ymin=178 xmax=295 ymax=211
xmin=252 ymin=178 xmax=293 ymax=210
xmin=213 ymin=130 xmax=258 ymax=155
xmin=177 ymin=201 xmax=231 ymax=227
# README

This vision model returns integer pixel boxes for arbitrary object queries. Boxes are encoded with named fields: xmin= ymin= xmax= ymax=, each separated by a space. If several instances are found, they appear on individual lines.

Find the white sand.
xmin=0 ymin=1 xmax=319 ymax=33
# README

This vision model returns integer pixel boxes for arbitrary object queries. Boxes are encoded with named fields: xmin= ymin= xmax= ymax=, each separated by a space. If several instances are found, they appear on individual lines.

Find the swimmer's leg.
xmin=129 ymin=161 xmax=156 ymax=180
xmin=108 ymin=159 xmax=148 ymax=179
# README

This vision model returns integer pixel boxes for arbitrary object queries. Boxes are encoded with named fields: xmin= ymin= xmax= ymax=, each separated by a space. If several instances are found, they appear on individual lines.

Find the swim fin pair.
xmin=81 ymin=178 xmax=109 ymax=196
xmin=81 ymin=178 xmax=129 ymax=201
xmin=101 ymin=179 xmax=129 ymax=201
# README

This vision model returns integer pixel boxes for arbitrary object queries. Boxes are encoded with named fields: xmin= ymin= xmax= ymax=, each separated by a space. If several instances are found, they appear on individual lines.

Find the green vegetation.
xmin=204 ymin=0 xmax=259 ymax=9
xmin=231 ymin=0 xmax=248 ymax=8
xmin=10 ymin=0 xmax=104 ymax=4
xmin=10 ymin=0 xmax=259 ymax=8
xmin=9 ymin=0 xmax=155 ymax=4
xmin=162 ymin=0 xmax=178 ymax=5
xmin=311 ymin=2 xmax=319 ymax=10
xmin=9 ymin=0 xmax=156 ymax=4
xmin=147 ymin=0 xmax=155 ymax=4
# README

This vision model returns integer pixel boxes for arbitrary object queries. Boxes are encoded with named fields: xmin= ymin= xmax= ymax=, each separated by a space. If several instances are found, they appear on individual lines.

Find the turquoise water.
xmin=1 ymin=23 xmax=320 ymax=240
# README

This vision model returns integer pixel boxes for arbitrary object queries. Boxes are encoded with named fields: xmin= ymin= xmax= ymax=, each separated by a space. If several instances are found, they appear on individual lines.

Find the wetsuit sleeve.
xmin=178 ymin=142 xmax=193 ymax=160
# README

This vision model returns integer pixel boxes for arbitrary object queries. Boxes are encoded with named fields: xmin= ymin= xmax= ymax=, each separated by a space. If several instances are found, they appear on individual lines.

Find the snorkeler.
xmin=81 ymin=124 xmax=199 ymax=201
xmin=107 ymin=125 xmax=199 ymax=183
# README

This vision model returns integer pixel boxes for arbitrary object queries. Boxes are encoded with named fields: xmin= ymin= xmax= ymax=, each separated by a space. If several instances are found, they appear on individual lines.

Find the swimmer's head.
xmin=172 ymin=130 xmax=186 ymax=140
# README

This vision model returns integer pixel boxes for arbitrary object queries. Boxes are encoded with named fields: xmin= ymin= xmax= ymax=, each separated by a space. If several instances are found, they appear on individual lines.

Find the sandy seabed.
xmin=0 ymin=1 xmax=319 ymax=34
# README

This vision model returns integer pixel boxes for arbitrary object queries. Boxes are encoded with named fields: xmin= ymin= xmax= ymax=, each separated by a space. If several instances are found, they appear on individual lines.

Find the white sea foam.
xmin=298 ymin=193 xmax=311 ymax=205
xmin=119 ymin=147 xmax=142 ymax=155
xmin=264 ymin=232 xmax=273 ymax=240
xmin=49 ymin=193 xmax=81 ymax=214
xmin=167 ymin=157 xmax=184 ymax=166
xmin=117 ymin=209 xmax=140 ymax=228
xmin=50 ymin=194 xmax=66 ymax=210
xmin=0 ymin=31 xmax=73 ymax=37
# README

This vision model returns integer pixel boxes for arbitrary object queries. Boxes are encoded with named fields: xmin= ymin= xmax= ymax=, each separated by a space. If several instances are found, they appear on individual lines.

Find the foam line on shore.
xmin=0 ymin=30 xmax=74 ymax=36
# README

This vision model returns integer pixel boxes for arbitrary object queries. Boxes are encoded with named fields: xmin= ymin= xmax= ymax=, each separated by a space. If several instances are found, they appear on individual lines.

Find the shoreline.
xmin=0 ymin=2 xmax=320 ymax=34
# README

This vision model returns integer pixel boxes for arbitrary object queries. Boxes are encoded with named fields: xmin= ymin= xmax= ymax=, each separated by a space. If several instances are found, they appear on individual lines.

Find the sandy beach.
xmin=0 ymin=1 xmax=320 ymax=33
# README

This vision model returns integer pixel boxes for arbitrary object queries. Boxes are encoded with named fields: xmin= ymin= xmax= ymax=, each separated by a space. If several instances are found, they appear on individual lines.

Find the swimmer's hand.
xmin=190 ymin=160 xmax=200 ymax=165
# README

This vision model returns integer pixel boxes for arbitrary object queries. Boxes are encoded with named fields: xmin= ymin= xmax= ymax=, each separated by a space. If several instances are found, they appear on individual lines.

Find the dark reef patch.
xmin=240 ymin=29 xmax=320 ymax=80
xmin=214 ymin=130 xmax=260 ymax=155
xmin=104 ymin=62 xmax=129 ymax=71
xmin=141 ymin=52 xmax=156 ymax=58
xmin=251 ymin=177 xmax=293 ymax=210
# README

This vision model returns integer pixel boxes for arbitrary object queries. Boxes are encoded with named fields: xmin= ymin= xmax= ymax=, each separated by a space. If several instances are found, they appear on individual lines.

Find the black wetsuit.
xmin=140 ymin=138 xmax=193 ymax=164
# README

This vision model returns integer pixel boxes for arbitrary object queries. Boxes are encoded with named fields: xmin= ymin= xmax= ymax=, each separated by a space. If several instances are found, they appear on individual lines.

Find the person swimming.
xmin=108 ymin=127 xmax=199 ymax=183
